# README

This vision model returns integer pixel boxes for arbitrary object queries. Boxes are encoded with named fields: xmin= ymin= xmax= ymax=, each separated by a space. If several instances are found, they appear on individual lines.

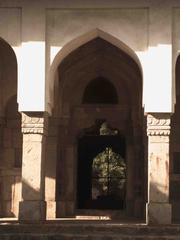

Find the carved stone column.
xmin=19 ymin=112 xmax=48 ymax=221
xmin=146 ymin=113 xmax=172 ymax=224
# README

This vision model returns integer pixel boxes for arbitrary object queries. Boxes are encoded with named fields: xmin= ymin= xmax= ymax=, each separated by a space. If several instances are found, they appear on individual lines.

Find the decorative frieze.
xmin=21 ymin=112 xmax=48 ymax=135
xmin=147 ymin=114 xmax=171 ymax=136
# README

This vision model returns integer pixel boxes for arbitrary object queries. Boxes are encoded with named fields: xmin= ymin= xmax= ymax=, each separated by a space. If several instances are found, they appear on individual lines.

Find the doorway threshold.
xmin=74 ymin=209 xmax=140 ymax=221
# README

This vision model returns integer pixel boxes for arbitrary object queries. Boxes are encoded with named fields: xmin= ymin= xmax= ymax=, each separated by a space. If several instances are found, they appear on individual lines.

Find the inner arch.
xmin=83 ymin=77 xmax=118 ymax=104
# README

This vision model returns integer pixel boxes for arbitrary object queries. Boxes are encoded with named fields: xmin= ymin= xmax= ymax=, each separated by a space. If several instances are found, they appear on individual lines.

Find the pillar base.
xmin=146 ymin=203 xmax=172 ymax=225
xmin=19 ymin=200 xmax=46 ymax=221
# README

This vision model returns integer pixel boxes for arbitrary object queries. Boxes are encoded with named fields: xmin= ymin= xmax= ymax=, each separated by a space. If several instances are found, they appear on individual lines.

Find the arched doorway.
xmin=77 ymin=121 xmax=126 ymax=210
xmin=47 ymin=36 xmax=145 ymax=220
xmin=0 ymin=39 xmax=22 ymax=217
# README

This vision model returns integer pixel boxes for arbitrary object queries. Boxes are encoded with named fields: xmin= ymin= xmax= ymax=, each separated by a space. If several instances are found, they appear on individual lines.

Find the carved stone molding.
xmin=21 ymin=112 xmax=49 ymax=135
xmin=147 ymin=113 xmax=171 ymax=136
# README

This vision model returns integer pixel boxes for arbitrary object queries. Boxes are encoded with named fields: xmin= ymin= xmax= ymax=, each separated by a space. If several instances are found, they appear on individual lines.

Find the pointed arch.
xmin=47 ymin=29 xmax=143 ymax=113
xmin=46 ymin=29 xmax=145 ymax=219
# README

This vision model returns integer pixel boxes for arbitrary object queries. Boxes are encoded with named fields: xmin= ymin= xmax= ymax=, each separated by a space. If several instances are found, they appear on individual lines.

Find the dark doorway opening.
xmin=77 ymin=132 xmax=126 ymax=210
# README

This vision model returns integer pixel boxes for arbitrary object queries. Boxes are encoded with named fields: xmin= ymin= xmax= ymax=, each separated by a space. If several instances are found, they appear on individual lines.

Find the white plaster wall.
xmin=0 ymin=8 xmax=21 ymax=47
xmin=18 ymin=6 xmax=46 ymax=112
xmin=46 ymin=9 xmax=147 ymax=51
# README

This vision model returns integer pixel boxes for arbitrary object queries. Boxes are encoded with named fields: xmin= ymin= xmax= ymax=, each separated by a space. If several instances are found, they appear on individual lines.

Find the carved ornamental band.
xmin=21 ymin=112 xmax=48 ymax=135
xmin=147 ymin=114 xmax=171 ymax=136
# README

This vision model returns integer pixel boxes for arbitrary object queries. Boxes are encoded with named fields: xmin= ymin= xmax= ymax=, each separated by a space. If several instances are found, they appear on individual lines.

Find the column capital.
xmin=21 ymin=112 xmax=49 ymax=135
xmin=147 ymin=113 xmax=171 ymax=136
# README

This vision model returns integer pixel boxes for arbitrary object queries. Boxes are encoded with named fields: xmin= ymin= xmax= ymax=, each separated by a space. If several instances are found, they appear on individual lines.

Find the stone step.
xmin=0 ymin=233 xmax=179 ymax=240
xmin=0 ymin=221 xmax=180 ymax=239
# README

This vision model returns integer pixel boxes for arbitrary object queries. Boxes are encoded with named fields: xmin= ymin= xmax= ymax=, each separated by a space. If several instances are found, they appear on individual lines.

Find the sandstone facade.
xmin=0 ymin=0 xmax=180 ymax=225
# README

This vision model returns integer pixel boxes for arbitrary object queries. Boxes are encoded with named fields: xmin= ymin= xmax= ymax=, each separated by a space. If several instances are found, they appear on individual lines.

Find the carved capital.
xmin=21 ymin=112 xmax=49 ymax=135
xmin=147 ymin=113 xmax=171 ymax=136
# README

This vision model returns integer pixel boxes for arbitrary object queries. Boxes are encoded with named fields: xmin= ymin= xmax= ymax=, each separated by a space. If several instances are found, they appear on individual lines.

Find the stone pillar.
xmin=19 ymin=112 xmax=48 ymax=221
xmin=146 ymin=113 xmax=172 ymax=224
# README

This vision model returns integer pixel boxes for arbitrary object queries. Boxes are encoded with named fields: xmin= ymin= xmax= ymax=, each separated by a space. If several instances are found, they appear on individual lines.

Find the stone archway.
xmin=77 ymin=122 xmax=126 ymax=211
xmin=46 ymin=36 xmax=145 ymax=220
xmin=0 ymin=38 xmax=22 ymax=217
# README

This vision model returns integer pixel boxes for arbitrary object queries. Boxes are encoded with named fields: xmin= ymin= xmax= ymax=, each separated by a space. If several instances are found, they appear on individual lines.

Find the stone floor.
xmin=0 ymin=220 xmax=180 ymax=239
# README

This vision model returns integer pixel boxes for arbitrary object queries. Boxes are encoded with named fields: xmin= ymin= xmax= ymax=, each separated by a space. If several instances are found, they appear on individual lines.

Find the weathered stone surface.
xmin=12 ymin=129 xmax=22 ymax=148
xmin=19 ymin=112 xmax=48 ymax=221
xmin=2 ymin=148 xmax=15 ymax=168
xmin=0 ymin=223 xmax=180 ymax=239
xmin=1 ymin=175 xmax=21 ymax=217
xmin=2 ymin=176 xmax=14 ymax=200
xmin=19 ymin=201 xmax=46 ymax=221
xmin=12 ymin=176 xmax=21 ymax=217
xmin=146 ymin=203 xmax=172 ymax=225
xmin=6 ymin=119 xmax=20 ymax=128
xmin=2 ymin=200 xmax=14 ymax=217
xmin=46 ymin=201 xmax=56 ymax=219
xmin=0 ymin=1 xmax=179 ymax=224
xmin=21 ymin=135 xmax=45 ymax=200
xmin=3 ymin=128 xmax=12 ymax=148
xmin=147 ymin=114 xmax=172 ymax=224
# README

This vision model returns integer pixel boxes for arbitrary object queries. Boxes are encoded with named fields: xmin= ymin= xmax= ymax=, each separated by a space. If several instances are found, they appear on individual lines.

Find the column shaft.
xmin=147 ymin=113 xmax=171 ymax=224
xmin=19 ymin=112 xmax=48 ymax=221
